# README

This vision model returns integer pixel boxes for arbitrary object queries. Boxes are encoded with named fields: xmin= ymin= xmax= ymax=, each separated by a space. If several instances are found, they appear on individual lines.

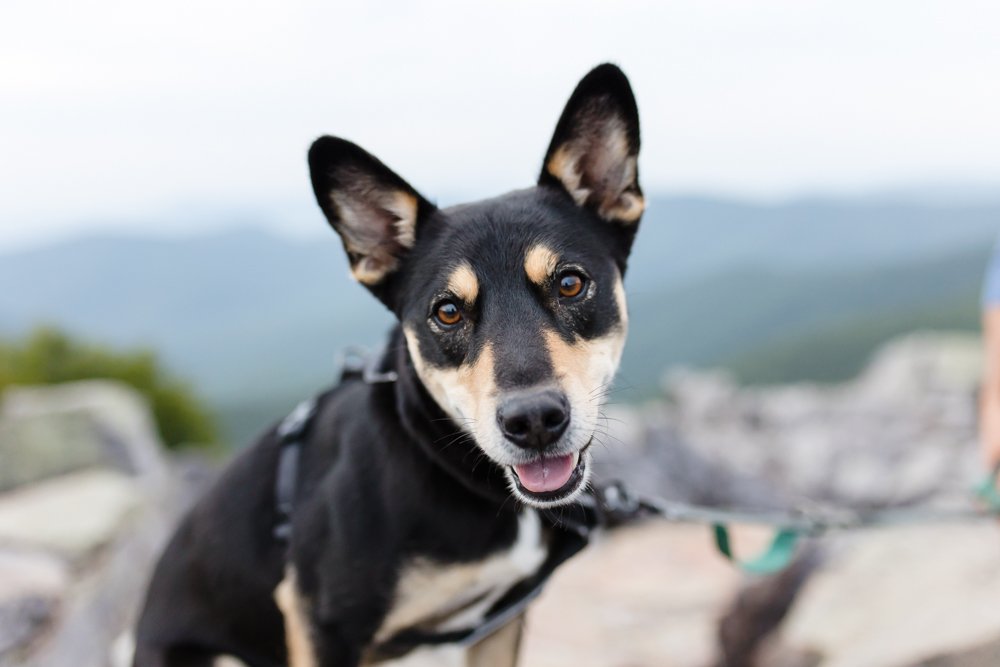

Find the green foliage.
xmin=0 ymin=328 xmax=218 ymax=449
xmin=619 ymin=244 xmax=989 ymax=393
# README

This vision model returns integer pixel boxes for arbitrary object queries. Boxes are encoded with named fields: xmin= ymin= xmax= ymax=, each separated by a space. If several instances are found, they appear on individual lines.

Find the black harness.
xmin=270 ymin=347 xmax=647 ymax=657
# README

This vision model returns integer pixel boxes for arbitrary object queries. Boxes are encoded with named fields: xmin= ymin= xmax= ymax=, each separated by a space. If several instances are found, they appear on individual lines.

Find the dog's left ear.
xmin=539 ymin=64 xmax=644 ymax=225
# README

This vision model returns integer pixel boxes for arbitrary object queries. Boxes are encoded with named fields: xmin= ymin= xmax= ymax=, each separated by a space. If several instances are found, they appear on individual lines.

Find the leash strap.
xmin=713 ymin=525 xmax=801 ymax=575
xmin=589 ymin=483 xmax=803 ymax=575
xmin=973 ymin=462 xmax=1000 ymax=513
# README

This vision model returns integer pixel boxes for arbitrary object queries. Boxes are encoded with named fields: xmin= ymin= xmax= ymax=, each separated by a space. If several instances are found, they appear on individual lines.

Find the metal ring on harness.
xmin=336 ymin=345 xmax=398 ymax=384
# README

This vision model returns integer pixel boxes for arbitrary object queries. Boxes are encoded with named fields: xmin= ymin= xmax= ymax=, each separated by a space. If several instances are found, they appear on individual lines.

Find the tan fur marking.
xmin=466 ymin=614 xmax=524 ymax=667
xmin=546 ymin=145 xmax=588 ymax=206
xmin=541 ymin=271 xmax=628 ymax=448
xmin=373 ymin=513 xmax=544 ymax=644
xmin=405 ymin=329 xmax=494 ymax=420
xmin=524 ymin=245 xmax=559 ymax=285
xmin=388 ymin=191 xmax=419 ymax=249
xmin=447 ymin=262 xmax=479 ymax=304
xmin=274 ymin=568 xmax=317 ymax=667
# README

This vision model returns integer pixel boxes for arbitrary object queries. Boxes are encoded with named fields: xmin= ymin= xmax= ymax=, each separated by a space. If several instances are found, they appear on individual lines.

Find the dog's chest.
xmin=374 ymin=510 xmax=546 ymax=643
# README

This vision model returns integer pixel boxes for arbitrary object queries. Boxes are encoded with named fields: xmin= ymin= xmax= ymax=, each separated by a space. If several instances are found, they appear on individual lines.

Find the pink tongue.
xmin=514 ymin=454 xmax=576 ymax=493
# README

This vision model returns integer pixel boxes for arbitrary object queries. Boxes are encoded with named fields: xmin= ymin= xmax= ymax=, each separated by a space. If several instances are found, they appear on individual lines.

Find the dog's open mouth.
xmin=509 ymin=446 xmax=588 ymax=502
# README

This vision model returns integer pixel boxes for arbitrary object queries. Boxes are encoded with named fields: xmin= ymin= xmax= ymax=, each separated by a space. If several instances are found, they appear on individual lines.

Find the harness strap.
xmin=273 ymin=398 xmax=317 ymax=542
xmin=370 ymin=527 xmax=590 ymax=659
xmin=273 ymin=346 xmax=393 ymax=543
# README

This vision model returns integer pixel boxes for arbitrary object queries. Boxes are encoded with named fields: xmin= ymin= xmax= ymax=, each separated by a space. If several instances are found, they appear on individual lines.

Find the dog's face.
xmin=309 ymin=64 xmax=643 ymax=507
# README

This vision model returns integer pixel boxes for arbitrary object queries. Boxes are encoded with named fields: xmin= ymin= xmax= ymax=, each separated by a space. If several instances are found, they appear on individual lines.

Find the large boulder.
xmin=0 ymin=381 xmax=169 ymax=491
xmin=0 ymin=380 xmax=191 ymax=667
xmin=579 ymin=331 xmax=997 ymax=666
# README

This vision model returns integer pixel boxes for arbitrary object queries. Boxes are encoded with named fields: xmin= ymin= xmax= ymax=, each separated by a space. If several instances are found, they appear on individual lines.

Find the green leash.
xmin=973 ymin=463 xmax=1000 ymax=513
xmin=710 ymin=465 xmax=1000 ymax=576
xmin=591 ymin=467 xmax=1000 ymax=578
xmin=712 ymin=525 xmax=802 ymax=575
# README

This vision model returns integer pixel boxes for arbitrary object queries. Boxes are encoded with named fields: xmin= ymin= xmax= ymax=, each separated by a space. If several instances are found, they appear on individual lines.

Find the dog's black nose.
xmin=497 ymin=389 xmax=570 ymax=450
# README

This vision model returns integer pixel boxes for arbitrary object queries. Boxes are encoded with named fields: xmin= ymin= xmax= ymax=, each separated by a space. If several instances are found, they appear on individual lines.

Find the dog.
xmin=133 ymin=63 xmax=644 ymax=667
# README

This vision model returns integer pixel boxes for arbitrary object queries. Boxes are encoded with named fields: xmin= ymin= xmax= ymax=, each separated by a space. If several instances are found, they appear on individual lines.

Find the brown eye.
xmin=434 ymin=301 xmax=462 ymax=327
xmin=558 ymin=272 xmax=585 ymax=299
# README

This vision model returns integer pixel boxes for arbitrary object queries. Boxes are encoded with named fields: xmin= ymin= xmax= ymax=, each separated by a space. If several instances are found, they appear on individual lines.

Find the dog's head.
xmin=309 ymin=64 xmax=642 ymax=508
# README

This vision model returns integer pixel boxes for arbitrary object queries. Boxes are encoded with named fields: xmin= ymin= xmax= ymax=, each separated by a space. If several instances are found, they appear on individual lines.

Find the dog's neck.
xmin=386 ymin=326 xmax=514 ymax=506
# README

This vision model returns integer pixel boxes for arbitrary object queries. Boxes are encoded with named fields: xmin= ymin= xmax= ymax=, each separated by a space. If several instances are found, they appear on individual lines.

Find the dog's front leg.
xmin=465 ymin=614 xmax=524 ymax=667
xmin=275 ymin=568 xmax=361 ymax=667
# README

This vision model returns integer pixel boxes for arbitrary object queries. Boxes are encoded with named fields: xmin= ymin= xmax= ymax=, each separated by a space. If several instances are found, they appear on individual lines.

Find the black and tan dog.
xmin=134 ymin=63 xmax=644 ymax=667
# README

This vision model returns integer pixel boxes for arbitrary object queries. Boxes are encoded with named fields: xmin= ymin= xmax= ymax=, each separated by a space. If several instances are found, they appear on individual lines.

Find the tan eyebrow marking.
xmin=524 ymin=244 xmax=559 ymax=285
xmin=446 ymin=262 xmax=479 ymax=304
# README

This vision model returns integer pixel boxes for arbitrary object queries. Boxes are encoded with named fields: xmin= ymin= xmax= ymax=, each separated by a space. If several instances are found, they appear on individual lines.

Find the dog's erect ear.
xmin=309 ymin=136 xmax=435 ymax=287
xmin=539 ymin=64 xmax=644 ymax=225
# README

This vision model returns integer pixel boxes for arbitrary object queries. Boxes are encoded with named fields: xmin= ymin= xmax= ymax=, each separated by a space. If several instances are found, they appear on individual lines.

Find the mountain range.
xmin=1 ymin=195 xmax=995 ymax=444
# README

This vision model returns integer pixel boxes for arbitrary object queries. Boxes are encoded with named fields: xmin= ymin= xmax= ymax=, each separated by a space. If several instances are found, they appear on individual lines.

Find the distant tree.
xmin=0 ymin=327 xmax=217 ymax=449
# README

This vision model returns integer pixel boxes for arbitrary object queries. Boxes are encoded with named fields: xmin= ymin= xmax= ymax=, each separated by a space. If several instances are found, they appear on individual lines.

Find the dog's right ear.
xmin=309 ymin=136 xmax=435 ymax=292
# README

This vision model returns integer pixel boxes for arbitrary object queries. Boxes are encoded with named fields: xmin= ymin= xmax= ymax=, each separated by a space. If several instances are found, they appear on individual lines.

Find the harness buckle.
xmin=594 ymin=480 xmax=648 ymax=527
xmin=277 ymin=398 xmax=318 ymax=441
xmin=337 ymin=346 xmax=398 ymax=385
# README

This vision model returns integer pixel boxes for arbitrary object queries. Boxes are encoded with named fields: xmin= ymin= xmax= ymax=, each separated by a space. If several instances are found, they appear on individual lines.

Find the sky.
xmin=2 ymin=0 xmax=999 ymax=249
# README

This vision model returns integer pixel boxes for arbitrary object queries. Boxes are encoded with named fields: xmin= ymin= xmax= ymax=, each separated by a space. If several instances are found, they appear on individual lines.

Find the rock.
xmin=0 ymin=550 xmax=68 ymax=603
xmin=20 ymin=500 xmax=174 ymax=667
xmin=584 ymin=332 xmax=994 ymax=665
xmin=0 ymin=550 xmax=68 ymax=662
xmin=0 ymin=381 xmax=169 ymax=492
xmin=0 ymin=412 xmax=109 ymax=493
xmin=857 ymin=332 xmax=982 ymax=404
xmin=0 ymin=470 xmax=142 ymax=561
xmin=0 ymin=598 xmax=51 ymax=659
xmin=906 ymin=635 xmax=1000 ymax=666
xmin=776 ymin=523 xmax=1000 ymax=667
xmin=0 ymin=380 xmax=195 ymax=667
xmin=522 ymin=522 xmax=745 ymax=667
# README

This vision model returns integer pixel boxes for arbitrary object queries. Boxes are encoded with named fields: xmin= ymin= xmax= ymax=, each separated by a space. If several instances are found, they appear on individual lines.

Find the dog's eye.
xmin=434 ymin=301 xmax=463 ymax=327
xmin=557 ymin=272 xmax=586 ymax=299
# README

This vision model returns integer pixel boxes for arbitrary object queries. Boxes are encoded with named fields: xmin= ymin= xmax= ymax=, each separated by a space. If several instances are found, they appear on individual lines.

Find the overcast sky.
xmin=2 ymin=0 xmax=999 ymax=249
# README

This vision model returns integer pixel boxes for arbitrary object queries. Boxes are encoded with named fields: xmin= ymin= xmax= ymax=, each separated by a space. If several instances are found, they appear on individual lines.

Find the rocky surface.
xmin=0 ymin=381 xmax=201 ymax=667
xmin=1 ymin=332 xmax=996 ymax=667
xmin=519 ymin=332 xmax=996 ymax=667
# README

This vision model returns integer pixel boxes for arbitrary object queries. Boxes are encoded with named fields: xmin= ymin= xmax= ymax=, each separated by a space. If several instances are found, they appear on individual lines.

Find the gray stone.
xmin=0 ymin=413 xmax=109 ymax=493
xmin=0 ymin=471 xmax=141 ymax=561
xmin=0 ymin=381 xmax=169 ymax=492
xmin=0 ymin=550 xmax=68 ymax=662
xmin=778 ymin=524 xmax=1000 ymax=667
xmin=0 ymin=380 xmax=200 ymax=667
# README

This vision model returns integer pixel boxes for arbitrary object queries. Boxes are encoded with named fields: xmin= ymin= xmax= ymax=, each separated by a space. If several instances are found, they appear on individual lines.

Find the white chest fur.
xmin=374 ymin=510 xmax=547 ymax=644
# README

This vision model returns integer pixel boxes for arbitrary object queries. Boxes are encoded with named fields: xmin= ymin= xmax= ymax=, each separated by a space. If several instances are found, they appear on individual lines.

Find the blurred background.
xmin=1 ymin=1 xmax=999 ymax=666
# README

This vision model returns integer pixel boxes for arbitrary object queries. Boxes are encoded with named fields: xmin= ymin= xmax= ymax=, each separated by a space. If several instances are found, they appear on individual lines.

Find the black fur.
xmin=134 ymin=63 xmax=642 ymax=666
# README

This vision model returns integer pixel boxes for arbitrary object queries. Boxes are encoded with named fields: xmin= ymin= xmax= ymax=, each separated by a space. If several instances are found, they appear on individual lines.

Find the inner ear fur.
xmin=540 ymin=64 xmax=644 ymax=225
xmin=309 ymin=136 xmax=434 ymax=286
